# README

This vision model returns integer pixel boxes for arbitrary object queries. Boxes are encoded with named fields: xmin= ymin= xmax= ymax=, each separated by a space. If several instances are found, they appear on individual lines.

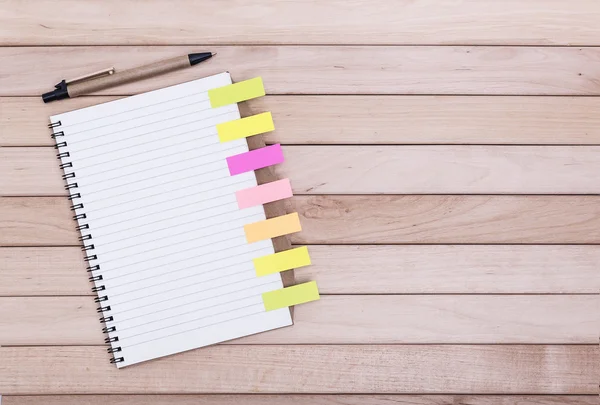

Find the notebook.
xmin=48 ymin=72 xmax=318 ymax=368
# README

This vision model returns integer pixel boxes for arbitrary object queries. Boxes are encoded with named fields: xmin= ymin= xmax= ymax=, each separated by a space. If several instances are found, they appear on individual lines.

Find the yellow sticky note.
xmin=244 ymin=213 xmax=302 ymax=243
xmin=208 ymin=77 xmax=266 ymax=108
xmin=217 ymin=112 xmax=274 ymax=142
xmin=254 ymin=246 xmax=311 ymax=277
xmin=262 ymin=281 xmax=320 ymax=311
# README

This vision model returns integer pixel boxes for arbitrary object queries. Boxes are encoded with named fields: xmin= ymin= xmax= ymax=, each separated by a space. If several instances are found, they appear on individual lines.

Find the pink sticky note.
xmin=236 ymin=178 xmax=293 ymax=209
xmin=226 ymin=144 xmax=284 ymax=175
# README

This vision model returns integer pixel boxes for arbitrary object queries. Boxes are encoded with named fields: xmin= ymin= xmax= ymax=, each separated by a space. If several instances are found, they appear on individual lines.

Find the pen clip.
xmin=65 ymin=67 xmax=116 ymax=85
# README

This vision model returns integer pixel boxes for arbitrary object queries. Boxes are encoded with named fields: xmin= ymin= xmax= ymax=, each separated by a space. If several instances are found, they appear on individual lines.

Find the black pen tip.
xmin=188 ymin=52 xmax=214 ymax=66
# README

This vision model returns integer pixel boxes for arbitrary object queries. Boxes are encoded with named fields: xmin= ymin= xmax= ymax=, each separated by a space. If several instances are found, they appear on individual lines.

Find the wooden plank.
xmin=292 ymin=195 xmax=600 ymax=244
xmin=0 ymin=198 xmax=78 ymax=246
xmin=3 ymin=196 xmax=600 ymax=245
xmin=4 ymin=245 xmax=598 ymax=295
xmin=0 ymin=296 xmax=101 ymax=345
xmin=2 ymin=0 xmax=600 ymax=46
xmin=2 ymin=47 xmax=600 ymax=96
xmin=0 ymin=345 xmax=596 ymax=394
xmin=301 ymin=245 xmax=600 ymax=294
xmin=0 ymin=247 xmax=89 ymax=296
xmin=5 ymin=96 xmax=600 ymax=147
xmin=4 ymin=395 xmax=599 ymax=405
xmin=2 ymin=148 xmax=63 ymax=196
xmin=276 ymin=146 xmax=600 ymax=194
xmin=6 ymin=146 xmax=600 ymax=195
xmin=1 ymin=295 xmax=596 ymax=345
xmin=0 ymin=97 xmax=121 ymax=147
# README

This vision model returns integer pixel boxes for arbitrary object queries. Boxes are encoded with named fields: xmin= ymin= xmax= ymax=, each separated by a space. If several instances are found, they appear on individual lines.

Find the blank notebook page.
xmin=51 ymin=72 xmax=291 ymax=367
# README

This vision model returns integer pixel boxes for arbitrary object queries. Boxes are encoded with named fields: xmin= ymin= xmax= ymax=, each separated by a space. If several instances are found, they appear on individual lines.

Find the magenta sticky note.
xmin=226 ymin=144 xmax=284 ymax=175
xmin=236 ymin=178 xmax=293 ymax=209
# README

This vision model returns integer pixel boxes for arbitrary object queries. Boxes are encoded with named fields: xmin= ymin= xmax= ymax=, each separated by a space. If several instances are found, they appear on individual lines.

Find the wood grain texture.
xmin=6 ymin=146 xmax=600 ymax=195
xmin=1 ymin=295 xmax=597 ymax=345
xmin=5 ymin=96 xmax=600 ymax=147
xmin=2 ymin=47 xmax=600 ymax=96
xmin=0 ymin=345 xmax=597 ymax=394
xmin=4 ymin=245 xmax=598 ymax=295
xmin=2 ymin=0 xmax=600 ymax=46
xmin=1 ymin=148 xmax=63 ymax=196
xmin=276 ymin=146 xmax=600 ymax=194
xmin=0 ymin=247 xmax=89 ymax=295
xmin=0 ymin=198 xmax=78 ymax=246
xmin=4 ymin=395 xmax=599 ymax=405
xmin=0 ymin=296 xmax=101 ymax=345
xmin=292 ymin=195 xmax=600 ymax=244
xmin=3 ymin=196 xmax=600 ymax=245
xmin=301 ymin=245 xmax=600 ymax=294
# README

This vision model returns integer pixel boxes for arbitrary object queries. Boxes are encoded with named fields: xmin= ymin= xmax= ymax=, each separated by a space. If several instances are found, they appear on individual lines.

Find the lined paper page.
xmin=51 ymin=73 xmax=291 ymax=367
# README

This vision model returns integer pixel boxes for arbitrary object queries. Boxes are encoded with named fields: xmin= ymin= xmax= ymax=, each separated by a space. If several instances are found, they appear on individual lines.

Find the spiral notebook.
xmin=49 ymin=72 xmax=319 ymax=368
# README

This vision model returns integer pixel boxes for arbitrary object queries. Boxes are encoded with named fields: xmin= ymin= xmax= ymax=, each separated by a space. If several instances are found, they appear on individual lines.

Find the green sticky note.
xmin=262 ymin=281 xmax=320 ymax=311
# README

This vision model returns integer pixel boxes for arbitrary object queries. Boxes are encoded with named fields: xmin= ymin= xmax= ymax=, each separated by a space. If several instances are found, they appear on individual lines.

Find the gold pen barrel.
xmin=68 ymin=55 xmax=190 ymax=97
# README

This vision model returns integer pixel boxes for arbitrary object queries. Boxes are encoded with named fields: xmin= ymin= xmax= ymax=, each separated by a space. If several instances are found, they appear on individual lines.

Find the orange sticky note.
xmin=244 ymin=213 xmax=302 ymax=243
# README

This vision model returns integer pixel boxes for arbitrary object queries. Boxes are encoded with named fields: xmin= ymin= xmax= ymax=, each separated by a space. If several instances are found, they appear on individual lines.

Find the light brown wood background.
xmin=0 ymin=0 xmax=599 ymax=403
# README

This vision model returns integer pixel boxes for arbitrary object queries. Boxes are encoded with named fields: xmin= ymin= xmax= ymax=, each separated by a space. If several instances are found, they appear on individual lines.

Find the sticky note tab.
xmin=236 ymin=178 xmax=293 ymax=209
xmin=244 ymin=212 xmax=301 ymax=243
xmin=217 ymin=112 xmax=274 ymax=143
xmin=208 ymin=77 xmax=266 ymax=108
xmin=254 ymin=246 xmax=311 ymax=277
xmin=262 ymin=281 xmax=320 ymax=311
xmin=227 ymin=144 xmax=284 ymax=176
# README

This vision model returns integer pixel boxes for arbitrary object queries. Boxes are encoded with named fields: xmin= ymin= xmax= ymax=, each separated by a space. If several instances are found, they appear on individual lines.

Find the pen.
xmin=42 ymin=52 xmax=215 ymax=103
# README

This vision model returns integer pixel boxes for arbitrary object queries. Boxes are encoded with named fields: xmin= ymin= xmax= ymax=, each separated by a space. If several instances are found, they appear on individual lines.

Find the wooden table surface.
xmin=1 ymin=1 xmax=599 ymax=403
